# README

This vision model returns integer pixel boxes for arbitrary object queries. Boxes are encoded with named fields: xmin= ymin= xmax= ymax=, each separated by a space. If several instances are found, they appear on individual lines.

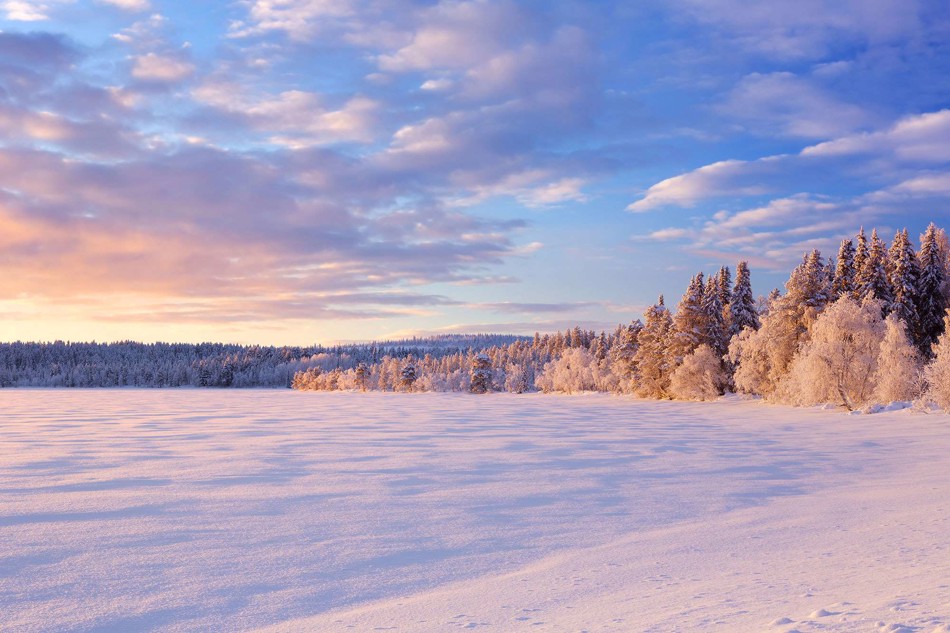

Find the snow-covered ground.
xmin=1 ymin=391 xmax=947 ymax=633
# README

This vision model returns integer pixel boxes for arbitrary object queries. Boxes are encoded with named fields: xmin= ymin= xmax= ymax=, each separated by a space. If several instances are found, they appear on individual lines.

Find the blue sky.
xmin=0 ymin=0 xmax=948 ymax=344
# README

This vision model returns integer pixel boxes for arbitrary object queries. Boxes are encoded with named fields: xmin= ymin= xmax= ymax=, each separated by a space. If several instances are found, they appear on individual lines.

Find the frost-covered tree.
xmin=717 ymin=266 xmax=732 ymax=309
xmin=831 ymin=238 xmax=856 ymax=299
xmin=887 ymin=229 xmax=920 ymax=341
xmin=852 ymin=227 xmax=869 ymax=299
xmin=400 ymin=358 xmax=417 ymax=391
xmin=470 ymin=353 xmax=493 ymax=394
xmin=355 ymin=362 xmax=369 ymax=391
xmin=669 ymin=344 xmax=727 ymax=401
xmin=916 ymin=222 xmax=948 ymax=355
xmin=856 ymin=229 xmax=893 ymax=309
xmin=924 ymin=312 xmax=950 ymax=410
xmin=536 ymin=347 xmax=601 ymax=394
xmin=702 ymin=275 xmax=728 ymax=356
xmin=779 ymin=296 xmax=883 ymax=410
xmin=633 ymin=296 xmax=673 ymax=398
xmin=873 ymin=314 xmax=922 ymax=403
xmin=786 ymin=249 xmax=831 ymax=311
xmin=669 ymin=273 xmax=707 ymax=364
xmin=728 ymin=293 xmax=803 ymax=398
xmin=608 ymin=321 xmax=641 ymax=392
xmin=729 ymin=261 xmax=759 ymax=336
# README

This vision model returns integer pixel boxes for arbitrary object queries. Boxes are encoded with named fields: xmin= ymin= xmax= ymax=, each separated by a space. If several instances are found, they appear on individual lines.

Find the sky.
xmin=0 ymin=0 xmax=949 ymax=345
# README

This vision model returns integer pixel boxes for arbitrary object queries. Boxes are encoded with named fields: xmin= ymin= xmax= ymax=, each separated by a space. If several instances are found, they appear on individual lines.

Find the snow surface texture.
xmin=1 ymin=391 xmax=948 ymax=633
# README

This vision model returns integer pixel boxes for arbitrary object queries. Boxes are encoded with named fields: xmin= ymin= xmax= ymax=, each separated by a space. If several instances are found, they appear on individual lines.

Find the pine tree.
xmin=702 ymin=275 xmax=727 ymax=356
xmin=470 ymin=353 xmax=492 ymax=394
xmin=916 ymin=222 xmax=948 ymax=355
xmin=400 ymin=358 xmax=417 ymax=391
xmin=633 ymin=296 xmax=673 ymax=398
xmin=831 ymin=238 xmax=856 ymax=299
xmin=856 ymin=229 xmax=893 ymax=309
xmin=786 ymin=250 xmax=831 ymax=310
xmin=717 ymin=266 xmax=732 ymax=308
xmin=669 ymin=273 xmax=707 ymax=364
xmin=852 ymin=227 xmax=869 ymax=300
xmin=887 ymin=229 xmax=920 ymax=341
xmin=730 ymin=261 xmax=760 ymax=336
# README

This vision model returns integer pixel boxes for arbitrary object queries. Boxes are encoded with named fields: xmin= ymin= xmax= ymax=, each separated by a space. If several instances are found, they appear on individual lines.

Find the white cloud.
xmin=132 ymin=52 xmax=195 ymax=82
xmin=229 ymin=0 xmax=355 ymax=41
xmin=718 ymin=72 xmax=875 ymax=139
xmin=802 ymin=109 xmax=950 ymax=162
xmin=627 ymin=159 xmax=777 ymax=212
xmin=99 ymin=0 xmax=149 ymax=11
xmin=193 ymin=84 xmax=379 ymax=146
xmin=2 ymin=0 xmax=65 ymax=20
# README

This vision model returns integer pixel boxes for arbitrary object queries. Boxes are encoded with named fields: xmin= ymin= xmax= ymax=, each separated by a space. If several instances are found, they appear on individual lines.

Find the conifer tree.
xmin=916 ymin=222 xmax=948 ymax=355
xmin=856 ymin=229 xmax=893 ymax=309
xmin=717 ymin=266 xmax=732 ymax=308
xmin=887 ymin=229 xmax=920 ymax=341
xmin=669 ymin=273 xmax=707 ymax=364
xmin=852 ymin=227 xmax=869 ymax=299
xmin=633 ymin=296 xmax=673 ymax=398
xmin=470 ymin=353 xmax=492 ymax=394
xmin=729 ymin=261 xmax=759 ymax=335
xmin=831 ymin=238 xmax=856 ymax=299
xmin=786 ymin=250 xmax=831 ymax=310
xmin=702 ymin=275 xmax=727 ymax=356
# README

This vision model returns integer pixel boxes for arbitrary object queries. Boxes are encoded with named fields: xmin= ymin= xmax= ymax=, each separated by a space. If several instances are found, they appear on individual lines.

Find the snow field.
xmin=0 ymin=390 xmax=947 ymax=632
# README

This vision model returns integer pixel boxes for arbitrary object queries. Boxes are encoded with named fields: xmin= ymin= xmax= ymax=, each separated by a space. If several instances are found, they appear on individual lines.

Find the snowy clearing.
xmin=1 ymin=390 xmax=948 ymax=632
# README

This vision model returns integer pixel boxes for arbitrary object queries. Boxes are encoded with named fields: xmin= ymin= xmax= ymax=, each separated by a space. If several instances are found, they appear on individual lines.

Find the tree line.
xmin=294 ymin=223 xmax=950 ymax=411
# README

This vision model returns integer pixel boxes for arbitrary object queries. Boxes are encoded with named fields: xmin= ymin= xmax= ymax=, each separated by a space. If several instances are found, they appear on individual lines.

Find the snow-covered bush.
xmin=873 ymin=314 xmax=922 ymax=403
xmin=669 ymin=345 xmax=726 ymax=401
xmin=924 ymin=314 xmax=950 ymax=410
xmin=778 ymin=296 xmax=883 ymax=410
xmin=535 ymin=348 xmax=599 ymax=394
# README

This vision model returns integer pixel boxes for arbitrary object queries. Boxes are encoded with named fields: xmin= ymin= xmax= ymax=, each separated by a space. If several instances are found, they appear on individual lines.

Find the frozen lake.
xmin=1 ymin=390 xmax=948 ymax=632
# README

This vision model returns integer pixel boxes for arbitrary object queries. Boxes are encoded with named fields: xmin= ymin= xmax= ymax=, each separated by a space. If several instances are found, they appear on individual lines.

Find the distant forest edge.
xmin=0 ymin=335 xmax=527 ymax=389
xmin=6 ymin=224 xmax=950 ymax=412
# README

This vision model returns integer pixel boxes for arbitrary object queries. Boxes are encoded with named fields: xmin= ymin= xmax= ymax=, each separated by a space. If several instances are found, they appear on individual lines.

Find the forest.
xmin=6 ymin=224 xmax=950 ymax=412
xmin=292 ymin=223 xmax=950 ymax=412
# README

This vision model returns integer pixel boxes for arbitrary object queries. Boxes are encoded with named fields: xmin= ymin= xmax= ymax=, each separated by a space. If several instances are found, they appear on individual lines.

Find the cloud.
xmin=801 ymin=109 xmax=950 ymax=162
xmin=228 ymin=0 xmax=357 ymax=41
xmin=718 ymin=72 xmax=876 ymax=138
xmin=98 ymin=0 xmax=149 ymax=10
xmin=1 ymin=0 xmax=64 ymax=21
xmin=193 ymin=84 xmax=379 ymax=146
xmin=131 ymin=52 xmax=195 ymax=82
xmin=674 ymin=0 xmax=925 ymax=60
xmin=627 ymin=159 xmax=778 ymax=212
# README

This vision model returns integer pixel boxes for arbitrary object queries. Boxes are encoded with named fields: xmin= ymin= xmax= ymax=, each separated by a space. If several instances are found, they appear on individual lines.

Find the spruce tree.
xmin=669 ymin=273 xmax=707 ymax=364
xmin=887 ymin=229 xmax=921 ymax=342
xmin=851 ymin=227 xmax=869 ymax=300
xmin=633 ymin=297 xmax=673 ymax=398
xmin=730 ymin=261 xmax=760 ymax=335
xmin=702 ymin=275 xmax=727 ymax=356
xmin=832 ymin=238 xmax=855 ymax=299
xmin=916 ymin=222 xmax=948 ymax=355
xmin=855 ymin=229 xmax=893 ymax=309
xmin=717 ymin=266 xmax=732 ymax=308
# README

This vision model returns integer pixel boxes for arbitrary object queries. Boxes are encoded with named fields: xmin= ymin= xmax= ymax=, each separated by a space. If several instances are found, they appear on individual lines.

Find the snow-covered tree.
xmin=669 ymin=273 xmax=706 ymax=365
xmin=608 ymin=321 xmax=641 ymax=392
xmin=924 ymin=312 xmax=950 ymax=410
xmin=717 ymin=266 xmax=732 ymax=309
xmin=470 ymin=353 xmax=493 ymax=394
xmin=729 ymin=261 xmax=759 ymax=336
xmin=832 ymin=238 xmax=856 ymax=299
xmin=856 ymin=229 xmax=893 ymax=309
xmin=887 ymin=229 xmax=920 ymax=341
xmin=400 ymin=358 xmax=417 ymax=391
xmin=779 ymin=296 xmax=883 ymax=410
xmin=633 ymin=296 xmax=673 ymax=398
xmin=852 ymin=227 xmax=869 ymax=299
xmin=916 ymin=222 xmax=948 ymax=355
xmin=535 ymin=347 xmax=601 ymax=394
xmin=669 ymin=344 xmax=727 ymax=401
xmin=786 ymin=249 xmax=831 ymax=311
xmin=873 ymin=314 xmax=922 ymax=403
xmin=701 ymin=275 xmax=728 ymax=356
